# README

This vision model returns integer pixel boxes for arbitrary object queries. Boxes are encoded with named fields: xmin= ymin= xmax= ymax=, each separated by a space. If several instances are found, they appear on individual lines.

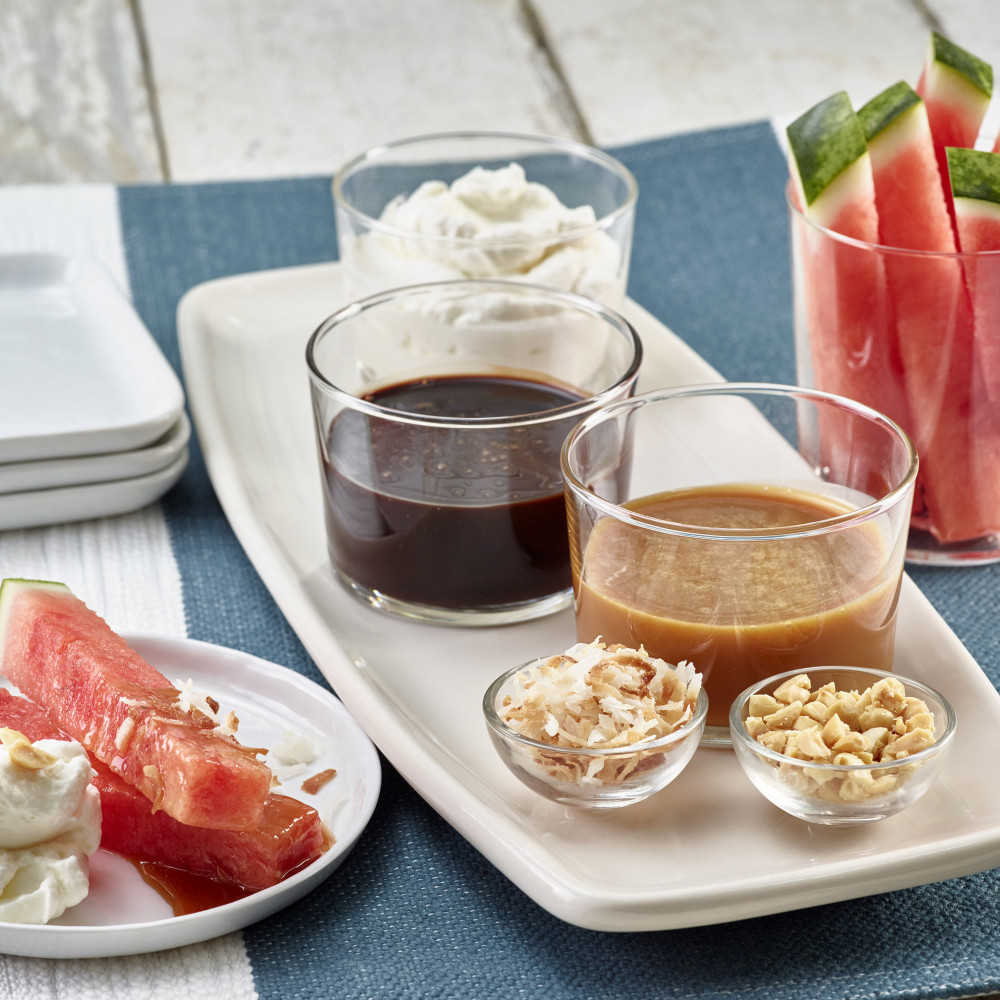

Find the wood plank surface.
xmin=0 ymin=0 xmax=161 ymax=182
xmin=2 ymin=0 xmax=1000 ymax=183
xmin=532 ymin=0 xmax=938 ymax=144
xmin=140 ymin=0 xmax=580 ymax=181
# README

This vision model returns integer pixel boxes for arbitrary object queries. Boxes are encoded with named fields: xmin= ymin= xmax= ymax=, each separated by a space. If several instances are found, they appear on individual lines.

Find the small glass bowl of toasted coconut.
xmin=483 ymin=639 xmax=708 ymax=808
xmin=730 ymin=666 xmax=957 ymax=826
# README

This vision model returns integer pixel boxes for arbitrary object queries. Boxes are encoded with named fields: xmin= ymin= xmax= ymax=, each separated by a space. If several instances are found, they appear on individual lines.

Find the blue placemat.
xmin=118 ymin=121 xmax=1000 ymax=1000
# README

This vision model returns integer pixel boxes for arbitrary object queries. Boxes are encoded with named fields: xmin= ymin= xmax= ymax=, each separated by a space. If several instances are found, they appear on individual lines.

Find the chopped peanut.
xmin=0 ymin=729 xmax=58 ymax=771
xmin=764 ymin=701 xmax=802 ymax=729
xmin=748 ymin=694 xmax=781 ymax=717
xmin=743 ymin=672 xmax=938 ymax=804
xmin=802 ymin=700 xmax=831 ymax=724
xmin=821 ymin=714 xmax=849 ymax=747
xmin=773 ymin=675 xmax=811 ymax=704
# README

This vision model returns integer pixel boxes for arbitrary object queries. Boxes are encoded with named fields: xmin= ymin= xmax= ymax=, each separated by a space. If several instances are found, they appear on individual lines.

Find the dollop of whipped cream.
xmin=351 ymin=163 xmax=624 ymax=304
xmin=0 ymin=729 xmax=101 ymax=924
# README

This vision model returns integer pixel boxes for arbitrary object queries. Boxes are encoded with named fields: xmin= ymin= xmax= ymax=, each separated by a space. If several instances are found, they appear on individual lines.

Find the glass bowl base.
xmin=335 ymin=570 xmax=573 ymax=627
xmin=906 ymin=526 xmax=1000 ymax=567
xmin=699 ymin=724 xmax=734 ymax=748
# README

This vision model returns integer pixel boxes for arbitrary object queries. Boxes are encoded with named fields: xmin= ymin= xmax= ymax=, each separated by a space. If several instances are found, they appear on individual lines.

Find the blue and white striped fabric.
xmin=0 ymin=122 xmax=998 ymax=1000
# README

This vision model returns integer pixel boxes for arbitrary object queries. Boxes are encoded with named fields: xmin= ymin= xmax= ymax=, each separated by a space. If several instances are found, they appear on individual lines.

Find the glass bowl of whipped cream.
xmin=333 ymin=131 xmax=637 ymax=308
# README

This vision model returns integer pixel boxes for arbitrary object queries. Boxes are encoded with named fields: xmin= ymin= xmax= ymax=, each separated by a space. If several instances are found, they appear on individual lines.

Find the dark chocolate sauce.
xmin=322 ymin=373 xmax=585 ymax=609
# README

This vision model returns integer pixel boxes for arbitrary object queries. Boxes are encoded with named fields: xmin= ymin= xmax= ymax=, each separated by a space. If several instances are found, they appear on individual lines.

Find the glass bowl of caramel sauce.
xmin=730 ymin=666 xmax=956 ymax=826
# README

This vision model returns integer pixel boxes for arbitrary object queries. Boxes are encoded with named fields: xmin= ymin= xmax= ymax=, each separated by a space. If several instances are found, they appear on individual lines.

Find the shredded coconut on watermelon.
xmin=173 ymin=678 xmax=240 ymax=739
xmin=267 ymin=731 xmax=321 ymax=781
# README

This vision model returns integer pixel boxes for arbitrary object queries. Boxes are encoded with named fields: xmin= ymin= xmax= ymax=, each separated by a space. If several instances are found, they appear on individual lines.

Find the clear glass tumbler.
xmin=790 ymin=192 xmax=1000 ymax=565
xmin=561 ymin=383 xmax=917 ymax=743
xmin=307 ymin=279 xmax=642 ymax=626
xmin=333 ymin=131 xmax=637 ymax=308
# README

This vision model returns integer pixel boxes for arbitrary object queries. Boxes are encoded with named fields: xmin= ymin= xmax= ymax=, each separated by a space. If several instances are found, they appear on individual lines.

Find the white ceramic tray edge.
xmin=176 ymin=264 xmax=1000 ymax=933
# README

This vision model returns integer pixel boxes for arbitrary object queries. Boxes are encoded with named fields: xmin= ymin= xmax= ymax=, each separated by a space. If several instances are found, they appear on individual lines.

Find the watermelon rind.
xmin=858 ymin=81 xmax=924 ymax=146
xmin=787 ymin=91 xmax=868 ymax=209
xmin=948 ymin=147 xmax=1000 ymax=206
xmin=930 ymin=31 xmax=993 ymax=101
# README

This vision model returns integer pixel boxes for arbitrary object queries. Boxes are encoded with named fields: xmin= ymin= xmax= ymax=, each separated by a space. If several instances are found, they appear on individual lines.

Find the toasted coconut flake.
xmin=143 ymin=763 xmax=164 ymax=812
xmin=301 ymin=768 xmax=338 ymax=795
xmin=173 ymin=677 xmax=241 ymax=738
xmin=114 ymin=716 xmax=136 ymax=753
xmin=498 ymin=639 xmax=702 ymax=786
xmin=271 ymin=730 xmax=319 ymax=766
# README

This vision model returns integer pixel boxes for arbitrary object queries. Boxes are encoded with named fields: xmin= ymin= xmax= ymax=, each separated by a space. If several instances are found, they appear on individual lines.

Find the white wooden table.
xmin=3 ymin=0 xmax=999 ymax=184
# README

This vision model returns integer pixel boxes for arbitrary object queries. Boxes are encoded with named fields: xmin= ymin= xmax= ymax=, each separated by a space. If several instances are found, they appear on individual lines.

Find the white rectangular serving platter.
xmin=177 ymin=261 xmax=1000 ymax=932
xmin=0 ymin=254 xmax=185 ymax=462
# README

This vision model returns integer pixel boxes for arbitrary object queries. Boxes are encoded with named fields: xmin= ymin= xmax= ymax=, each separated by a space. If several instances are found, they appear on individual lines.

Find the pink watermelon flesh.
xmin=0 ymin=580 xmax=271 ymax=831
xmin=0 ymin=688 xmax=326 ymax=890
xmin=859 ymin=84 xmax=1000 ymax=543
xmin=956 ymin=212 xmax=1000 ymax=250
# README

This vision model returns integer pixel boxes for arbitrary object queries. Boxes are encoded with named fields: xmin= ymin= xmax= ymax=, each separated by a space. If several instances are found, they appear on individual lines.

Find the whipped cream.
xmin=346 ymin=163 xmax=625 ymax=305
xmin=0 ymin=730 xmax=101 ymax=924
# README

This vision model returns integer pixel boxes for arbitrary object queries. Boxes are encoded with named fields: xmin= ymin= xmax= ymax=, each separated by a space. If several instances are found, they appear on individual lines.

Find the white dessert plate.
xmin=0 ymin=253 xmax=185 ymax=462
xmin=0 ymin=412 xmax=191 ymax=495
xmin=0 ymin=633 xmax=381 ymax=959
xmin=0 ymin=446 xmax=189 ymax=531
xmin=177 ymin=261 xmax=1000 ymax=932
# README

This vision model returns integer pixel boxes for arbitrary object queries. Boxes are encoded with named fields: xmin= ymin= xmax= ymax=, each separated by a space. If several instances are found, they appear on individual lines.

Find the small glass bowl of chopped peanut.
xmin=483 ymin=639 xmax=708 ymax=808
xmin=730 ymin=666 xmax=957 ymax=826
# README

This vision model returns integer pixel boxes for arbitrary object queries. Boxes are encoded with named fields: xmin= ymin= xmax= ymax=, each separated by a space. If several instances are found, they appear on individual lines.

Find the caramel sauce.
xmin=133 ymin=860 xmax=256 ymax=916
xmin=124 ymin=824 xmax=336 ymax=916
xmin=575 ymin=484 xmax=901 ymax=729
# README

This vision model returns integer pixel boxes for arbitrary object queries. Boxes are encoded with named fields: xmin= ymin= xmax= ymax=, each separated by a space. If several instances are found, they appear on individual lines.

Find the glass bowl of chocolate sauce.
xmin=306 ymin=279 xmax=641 ymax=626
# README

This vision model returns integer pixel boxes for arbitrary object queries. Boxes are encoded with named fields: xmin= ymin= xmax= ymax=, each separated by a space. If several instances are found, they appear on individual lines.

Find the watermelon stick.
xmin=0 ymin=579 xmax=272 ymax=831
xmin=945 ymin=146 xmax=1000 ymax=538
xmin=787 ymin=92 xmax=912 ymax=484
xmin=0 ymin=689 xmax=327 ymax=892
xmin=949 ymin=147 xmax=1000 ymax=396
xmin=950 ymin=147 xmax=1000 ymax=251
xmin=916 ymin=32 xmax=993 ymax=229
xmin=857 ymin=82 xmax=994 ymax=543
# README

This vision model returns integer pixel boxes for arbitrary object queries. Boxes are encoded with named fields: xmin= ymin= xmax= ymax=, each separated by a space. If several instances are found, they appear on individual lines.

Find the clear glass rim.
xmin=787 ymin=182 xmax=1000 ymax=259
xmin=305 ymin=278 xmax=643 ymax=429
xmin=728 ymin=665 xmax=957 ymax=772
xmin=560 ymin=381 xmax=919 ymax=540
xmin=483 ymin=662 xmax=709 ymax=757
xmin=333 ymin=130 xmax=639 ymax=247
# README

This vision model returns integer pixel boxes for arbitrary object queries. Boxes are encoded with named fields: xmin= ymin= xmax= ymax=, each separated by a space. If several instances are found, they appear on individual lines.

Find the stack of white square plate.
xmin=0 ymin=254 xmax=189 ymax=530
